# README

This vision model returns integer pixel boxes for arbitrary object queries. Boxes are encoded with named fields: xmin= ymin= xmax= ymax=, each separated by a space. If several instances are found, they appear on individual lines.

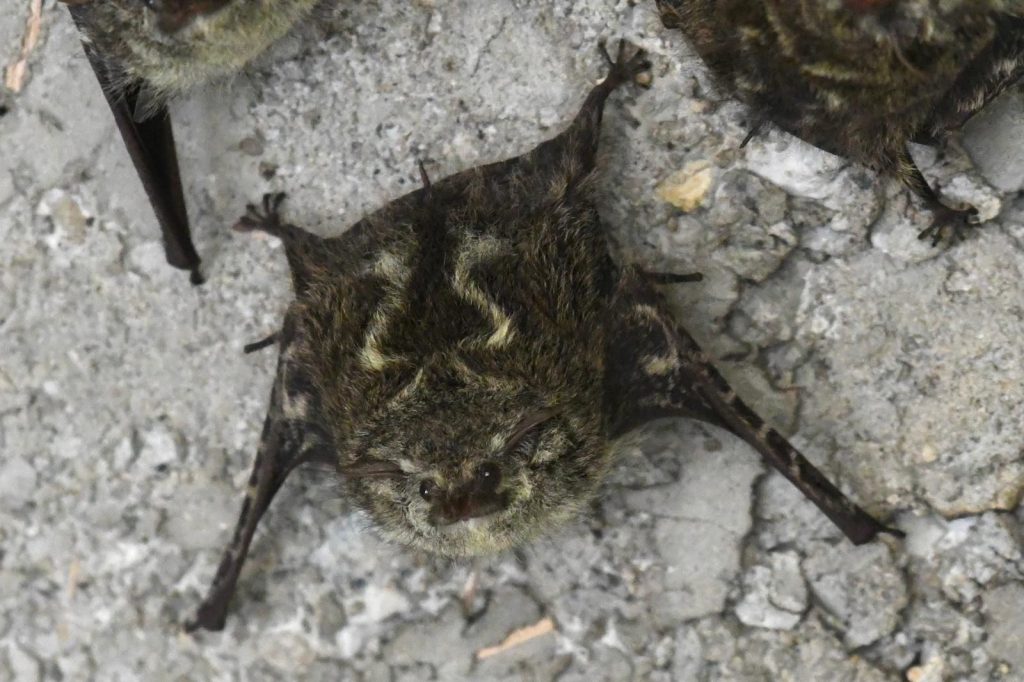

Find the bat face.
xmin=345 ymin=372 xmax=605 ymax=557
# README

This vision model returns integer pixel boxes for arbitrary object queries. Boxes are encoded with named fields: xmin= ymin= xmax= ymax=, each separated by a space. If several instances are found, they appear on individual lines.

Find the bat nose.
xmin=430 ymin=486 xmax=508 ymax=527
xmin=152 ymin=0 xmax=233 ymax=34
xmin=433 ymin=491 xmax=477 ymax=526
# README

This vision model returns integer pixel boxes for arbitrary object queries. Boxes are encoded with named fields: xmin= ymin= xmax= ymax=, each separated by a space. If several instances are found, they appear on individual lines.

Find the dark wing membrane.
xmin=186 ymin=312 xmax=332 ymax=632
xmin=68 ymin=7 xmax=202 ymax=283
xmin=604 ymin=267 xmax=901 ymax=545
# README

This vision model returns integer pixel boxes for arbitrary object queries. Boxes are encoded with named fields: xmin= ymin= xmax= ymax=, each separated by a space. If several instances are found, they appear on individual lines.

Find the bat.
xmin=61 ymin=0 xmax=323 ymax=283
xmin=656 ymin=0 xmax=1024 ymax=243
xmin=184 ymin=41 xmax=899 ymax=633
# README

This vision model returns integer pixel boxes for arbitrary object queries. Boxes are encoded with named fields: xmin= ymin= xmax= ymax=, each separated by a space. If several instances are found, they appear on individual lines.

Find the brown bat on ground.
xmin=656 ymin=0 xmax=1024 ymax=243
xmin=60 ymin=0 xmax=324 ymax=283
xmin=184 ymin=41 xmax=900 ymax=633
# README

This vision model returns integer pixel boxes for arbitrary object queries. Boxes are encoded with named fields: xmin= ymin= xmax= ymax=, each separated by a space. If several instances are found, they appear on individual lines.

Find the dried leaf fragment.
xmin=655 ymin=160 xmax=714 ymax=212
xmin=475 ymin=617 xmax=556 ymax=660
xmin=4 ymin=0 xmax=43 ymax=93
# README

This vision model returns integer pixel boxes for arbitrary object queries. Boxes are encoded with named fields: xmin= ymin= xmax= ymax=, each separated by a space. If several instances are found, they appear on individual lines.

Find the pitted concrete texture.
xmin=1 ymin=1 xmax=1022 ymax=680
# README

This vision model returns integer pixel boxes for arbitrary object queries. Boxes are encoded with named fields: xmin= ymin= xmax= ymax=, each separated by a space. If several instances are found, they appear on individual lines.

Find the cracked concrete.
xmin=1 ymin=1 xmax=1023 ymax=680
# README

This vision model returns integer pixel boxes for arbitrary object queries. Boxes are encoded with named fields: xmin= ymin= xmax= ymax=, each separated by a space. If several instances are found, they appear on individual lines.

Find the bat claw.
xmin=184 ymin=597 xmax=229 ymax=634
xmin=598 ymin=39 xmax=651 ymax=89
xmin=884 ymin=524 xmax=906 ymax=539
xmin=917 ymin=204 xmax=978 ymax=246
xmin=740 ymin=119 xmax=768 ymax=148
xmin=244 ymin=331 xmax=280 ymax=354
xmin=418 ymin=160 xmax=432 ymax=191
xmin=232 ymin=216 xmax=256 ymax=232
xmin=234 ymin=193 xmax=289 ymax=237
xmin=265 ymin=191 xmax=286 ymax=214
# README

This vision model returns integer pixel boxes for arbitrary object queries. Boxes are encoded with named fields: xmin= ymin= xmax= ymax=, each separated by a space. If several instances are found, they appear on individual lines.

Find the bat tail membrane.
xmin=232 ymin=192 xmax=330 ymax=297
xmin=513 ymin=40 xmax=651 ymax=189
xmin=557 ymin=39 xmax=651 ymax=171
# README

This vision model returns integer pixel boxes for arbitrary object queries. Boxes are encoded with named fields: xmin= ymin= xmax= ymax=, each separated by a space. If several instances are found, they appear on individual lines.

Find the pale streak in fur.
xmin=635 ymin=304 xmax=685 ymax=379
xmin=380 ymin=368 xmax=428 ymax=411
xmin=451 ymin=354 xmax=518 ymax=393
xmin=358 ymin=250 xmax=412 ymax=371
xmin=282 ymin=392 xmax=308 ymax=420
xmin=451 ymin=234 xmax=516 ymax=349
xmin=633 ymin=304 xmax=682 ymax=357
xmin=533 ymin=430 xmax=571 ymax=464
xmin=643 ymin=355 xmax=676 ymax=376
xmin=387 ymin=368 xmax=426 ymax=408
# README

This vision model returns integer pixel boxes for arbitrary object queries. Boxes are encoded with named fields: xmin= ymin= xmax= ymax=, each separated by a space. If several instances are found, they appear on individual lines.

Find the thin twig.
xmin=475 ymin=617 xmax=556 ymax=660
xmin=4 ymin=0 xmax=44 ymax=93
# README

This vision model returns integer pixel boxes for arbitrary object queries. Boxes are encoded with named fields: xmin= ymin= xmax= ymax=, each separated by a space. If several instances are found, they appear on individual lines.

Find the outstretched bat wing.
xmin=604 ymin=266 xmax=901 ymax=546
xmin=186 ymin=310 xmax=331 ymax=632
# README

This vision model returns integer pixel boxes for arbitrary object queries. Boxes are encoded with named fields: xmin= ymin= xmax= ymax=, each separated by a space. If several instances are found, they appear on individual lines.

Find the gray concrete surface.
xmin=1 ymin=1 xmax=1023 ymax=680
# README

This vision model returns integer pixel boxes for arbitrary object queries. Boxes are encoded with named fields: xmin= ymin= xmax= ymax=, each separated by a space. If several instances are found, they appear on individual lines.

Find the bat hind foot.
xmin=598 ymin=39 xmax=651 ymax=90
xmin=917 ymin=203 xmax=980 ymax=247
xmin=234 ymin=192 xmax=289 ymax=237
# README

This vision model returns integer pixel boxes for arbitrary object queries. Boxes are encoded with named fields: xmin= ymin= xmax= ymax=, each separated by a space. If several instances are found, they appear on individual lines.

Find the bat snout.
xmin=144 ymin=0 xmax=233 ymax=34
xmin=428 ymin=485 xmax=509 ymax=527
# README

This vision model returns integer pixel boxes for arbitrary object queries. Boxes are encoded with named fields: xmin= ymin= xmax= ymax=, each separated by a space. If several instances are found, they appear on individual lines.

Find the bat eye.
xmin=419 ymin=479 xmax=437 ymax=500
xmin=475 ymin=462 xmax=501 ymax=491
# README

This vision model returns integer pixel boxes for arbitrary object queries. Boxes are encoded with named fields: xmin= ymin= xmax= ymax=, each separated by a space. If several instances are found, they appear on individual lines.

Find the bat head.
xmin=342 ymin=362 xmax=607 ymax=557
xmin=65 ymin=0 xmax=320 ymax=105
xmin=136 ymin=0 xmax=233 ymax=33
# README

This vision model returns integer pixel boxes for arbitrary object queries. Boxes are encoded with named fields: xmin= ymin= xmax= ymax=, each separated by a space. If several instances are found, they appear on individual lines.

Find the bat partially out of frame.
xmin=60 ymin=0 xmax=322 ymax=284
